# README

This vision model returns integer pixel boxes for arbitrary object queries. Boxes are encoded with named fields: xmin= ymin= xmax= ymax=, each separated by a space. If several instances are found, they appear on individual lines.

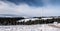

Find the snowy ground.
xmin=0 ymin=23 xmax=60 ymax=31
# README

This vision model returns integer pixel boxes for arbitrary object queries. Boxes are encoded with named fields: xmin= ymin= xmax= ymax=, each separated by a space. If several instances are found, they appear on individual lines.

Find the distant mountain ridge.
xmin=0 ymin=14 xmax=21 ymax=17
xmin=0 ymin=14 xmax=30 ymax=18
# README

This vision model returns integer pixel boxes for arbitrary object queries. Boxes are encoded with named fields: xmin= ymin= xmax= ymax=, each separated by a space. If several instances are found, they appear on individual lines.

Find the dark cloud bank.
xmin=1 ymin=0 xmax=60 ymax=7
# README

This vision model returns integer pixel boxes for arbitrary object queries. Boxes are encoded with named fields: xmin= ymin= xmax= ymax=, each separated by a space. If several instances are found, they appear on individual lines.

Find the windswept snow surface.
xmin=0 ymin=24 xmax=60 ymax=31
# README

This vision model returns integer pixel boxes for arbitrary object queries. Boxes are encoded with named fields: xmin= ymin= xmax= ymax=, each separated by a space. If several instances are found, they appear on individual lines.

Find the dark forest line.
xmin=0 ymin=17 xmax=60 ymax=25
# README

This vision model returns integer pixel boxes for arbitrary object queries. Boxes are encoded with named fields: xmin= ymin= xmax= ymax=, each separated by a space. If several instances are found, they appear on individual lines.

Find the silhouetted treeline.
xmin=17 ymin=18 xmax=60 ymax=25
xmin=0 ymin=17 xmax=60 ymax=25
xmin=0 ymin=17 xmax=24 ymax=25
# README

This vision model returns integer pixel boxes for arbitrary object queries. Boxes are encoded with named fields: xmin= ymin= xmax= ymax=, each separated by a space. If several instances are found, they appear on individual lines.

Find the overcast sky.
xmin=0 ymin=0 xmax=60 ymax=17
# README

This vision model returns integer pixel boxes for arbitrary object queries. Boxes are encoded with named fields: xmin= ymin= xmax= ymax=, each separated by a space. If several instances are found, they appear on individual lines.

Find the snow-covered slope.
xmin=0 ymin=23 xmax=60 ymax=31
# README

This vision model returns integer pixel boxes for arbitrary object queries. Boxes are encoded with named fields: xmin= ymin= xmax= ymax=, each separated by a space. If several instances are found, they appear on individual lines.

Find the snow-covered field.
xmin=0 ymin=23 xmax=60 ymax=31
